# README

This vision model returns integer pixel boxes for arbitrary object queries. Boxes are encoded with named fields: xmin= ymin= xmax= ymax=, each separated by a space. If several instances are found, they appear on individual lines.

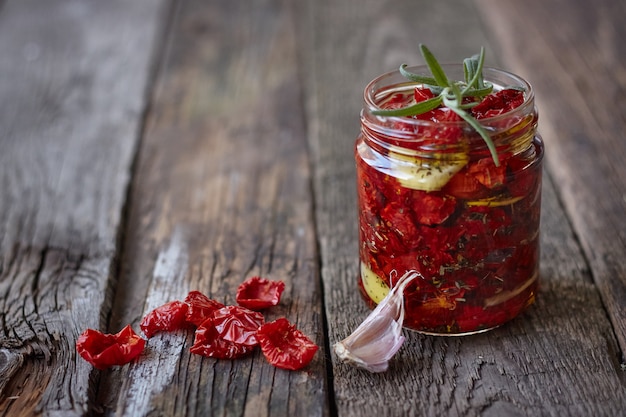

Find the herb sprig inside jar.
xmin=372 ymin=45 xmax=501 ymax=166
xmin=338 ymin=44 xmax=543 ymax=370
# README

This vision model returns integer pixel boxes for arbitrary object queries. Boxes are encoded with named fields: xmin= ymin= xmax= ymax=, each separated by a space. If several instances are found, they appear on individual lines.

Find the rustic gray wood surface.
xmin=0 ymin=0 xmax=169 ymax=415
xmin=478 ymin=0 xmax=626 ymax=354
xmin=0 ymin=0 xmax=625 ymax=416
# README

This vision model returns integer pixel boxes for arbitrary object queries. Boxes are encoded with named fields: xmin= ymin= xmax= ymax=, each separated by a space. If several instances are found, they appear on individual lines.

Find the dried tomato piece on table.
xmin=236 ymin=276 xmax=285 ymax=310
xmin=256 ymin=318 xmax=318 ymax=370
xmin=184 ymin=290 xmax=225 ymax=326
xmin=190 ymin=305 xmax=265 ymax=359
xmin=140 ymin=300 xmax=189 ymax=338
xmin=76 ymin=325 xmax=145 ymax=370
xmin=190 ymin=317 xmax=254 ymax=359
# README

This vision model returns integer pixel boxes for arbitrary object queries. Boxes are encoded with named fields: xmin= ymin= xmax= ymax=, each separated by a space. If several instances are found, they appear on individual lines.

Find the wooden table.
xmin=1 ymin=0 xmax=625 ymax=415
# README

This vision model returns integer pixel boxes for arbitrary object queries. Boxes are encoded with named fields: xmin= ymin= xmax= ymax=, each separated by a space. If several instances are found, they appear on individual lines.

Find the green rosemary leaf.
xmin=448 ymin=106 xmax=500 ymax=166
xmin=423 ymin=85 xmax=443 ymax=95
xmin=381 ymin=45 xmax=501 ymax=166
xmin=458 ymin=101 xmax=480 ymax=110
xmin=371 ymin=96 xmax=443 ymax=117
xmin=419 ymin=44 xmax=450 ymax=88
xmin=463 ymin=84 xmax=494 ymax=97
xmin=475 ymin=47 xmax=487 ymax=89
xmin=449 ymin=83 xmax=464 ymax=103
xmin=462 ymin=47 xmax=487 ymax=94
xmin=464 ymin=56 xmax=477 ymax=86
xmin=399 ymin=64 xmax=438 ymax=85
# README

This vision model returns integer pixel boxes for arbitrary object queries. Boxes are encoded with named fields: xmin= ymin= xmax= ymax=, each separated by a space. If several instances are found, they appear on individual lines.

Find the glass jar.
xmin=355 ymin=65 xmax=543 ymax=335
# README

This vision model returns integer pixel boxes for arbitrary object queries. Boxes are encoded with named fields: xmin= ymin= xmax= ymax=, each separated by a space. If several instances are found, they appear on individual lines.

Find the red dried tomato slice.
xmin=184 ymin=290 xmax=224 ymax=326
xmin=471 ymin=88 xmax=524 ymax=119
xmin=412 ymin=87 xmax=448 ymax=122
xmin=442 ymin=167 xmax=487 ymax=199
xmin=140 ymin=300 xmax=189 ymax=338
xmin=468 ymin=158 xmax=507 ymax=189
xmin=211 ymin=305 xmax=265 ymax=345
xmin=76 ymin=325 xmax=145 ymax=370
xmin=190 ymin=317 xmax=255 ymax=359
xmin=190 ymin=305 xmax=265 ymax=359
xmin=380 ymin=201 xmax=421 ymax=248
xmin=506 ymin=154 xmax=538 ymax=198
xmin=256 ymin=318 xmax=318 ymax=370
xmin=236 ymin=276 xmax=285 ymax=310
xmin=414 ymin=86 xmax=435 ymax=102
xmin=412 ymin=192 xmax=457 ymax=226
xmin=386 ymin=92 xmax=413 ymax=109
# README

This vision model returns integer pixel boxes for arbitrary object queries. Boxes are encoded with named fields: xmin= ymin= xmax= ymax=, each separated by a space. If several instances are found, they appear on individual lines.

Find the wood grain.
xmin=296 ymin=0 xmax=626 ymax=415
xmin=96 ymin=0 xmax=329 ymax=415
xmin=0 ymin=0 xmax=624 ymax=415
xmin=0 ymin=0 xmax=168 ymax=415
xmin=476 ymin=0 xmax=626 ymax=362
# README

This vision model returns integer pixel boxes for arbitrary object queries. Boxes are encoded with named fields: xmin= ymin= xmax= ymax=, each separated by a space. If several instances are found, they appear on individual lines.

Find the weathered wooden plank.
xmin=296 ymin=0 xmax=626 ymax=415
xmin=96 ymin=0 xmax=329 ymax=416
xmin=476 ymin=0 xmax=626 ymax=364
xmin=0 ymin=0 xmax=169 ymax=415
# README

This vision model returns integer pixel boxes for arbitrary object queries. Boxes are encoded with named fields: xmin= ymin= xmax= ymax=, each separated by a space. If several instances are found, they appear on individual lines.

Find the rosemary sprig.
xmin=372 ymin=45 xmax=500 ymax=166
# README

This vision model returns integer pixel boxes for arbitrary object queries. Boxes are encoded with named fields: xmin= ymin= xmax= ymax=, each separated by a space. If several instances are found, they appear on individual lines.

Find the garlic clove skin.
xmin=334 ymin=319 xmax=404 ymax=372
xmin=334 ymin=271 xmax=421 ymax=372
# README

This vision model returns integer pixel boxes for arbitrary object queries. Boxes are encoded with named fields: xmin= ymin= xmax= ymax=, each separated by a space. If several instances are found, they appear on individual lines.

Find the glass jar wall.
xmin=355 ymin=65 xmax=543 ymax=335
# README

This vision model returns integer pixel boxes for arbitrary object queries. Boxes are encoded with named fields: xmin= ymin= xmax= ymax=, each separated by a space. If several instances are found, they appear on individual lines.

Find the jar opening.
xmin=360 ymin=65 xmax=537 ymax=159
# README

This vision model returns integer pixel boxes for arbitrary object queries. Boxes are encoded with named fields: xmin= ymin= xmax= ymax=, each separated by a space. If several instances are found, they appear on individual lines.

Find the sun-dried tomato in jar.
xmin=355 ymin=62 xmax=543 ymax=335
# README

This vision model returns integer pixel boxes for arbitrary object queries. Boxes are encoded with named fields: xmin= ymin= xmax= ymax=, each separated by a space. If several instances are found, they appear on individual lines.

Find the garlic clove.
xmin=334 ymin=270 xmax=421 ymax=372
xmin=360 ymin=262 xmax=390 ymax=304
xmin=388 ymin=145 xmax=468 ymax=192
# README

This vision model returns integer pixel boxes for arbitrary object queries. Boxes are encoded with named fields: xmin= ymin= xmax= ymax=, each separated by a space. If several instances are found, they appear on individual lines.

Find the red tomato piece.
xmin=413 ymin=192 xmax=457 ymax=225
xmin=411 ymin=87 xmax=441 ymax=121
xmin=184 ymin=291 xmax=225 ymax=326
xmin=472 ymin=88 xmax=524 ymax=119
xmin=380 ymin=201 xmax=421 ymax=247
xmin=506 ymin=154 xmax=537 ymax=198
xmin=468 ymin=158 xmax=506 ymax=189
xmin=212 ymin=305 xmax=265 ymax=345
xmin=140 ymin=300 xmax=189 ymax=338
xmin=190 ymin=305 xmax=265 ymax=359
xmin=406 ymin=90 xmax=465 ymax=143
xmin=498 ymin=89 xmax=525 ymax=113
xmin=385 ymin=92 xmax=413 ymax=109
xmin=413 ymin=86 xmax=435 ymax=102
xmin=190 ymin=317 xmax=255 ymax=359
xmin=256 ymin=318 xmax=318 ymax=370
xmin=379 ymin=176 xmax=412 ymax=207
xmin=443 ymin=168 xmax=487 ymax=199
xmin=76 ymin=325 xmax=145 ymax=370
xmin=383 ymin=91 xmax=427 ymax=135
xmin=357 ymin=176 xmax=385 ymax=217
xmin=429 ymin=109 xmax=464 ymax=143
xmin=236 ymin=276 xmax=285 ymax=310
xmin=359 ymin=215 xmax=405 ymax=254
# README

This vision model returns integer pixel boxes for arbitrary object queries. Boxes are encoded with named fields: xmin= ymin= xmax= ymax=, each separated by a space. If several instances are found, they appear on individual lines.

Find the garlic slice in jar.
xmin=387 ymin=145 xmax=468 ymax=192
xmin=466 ymin=195 xmax=523 ymax=207
xmin=361 ymin=262 xmax=390 ymax=304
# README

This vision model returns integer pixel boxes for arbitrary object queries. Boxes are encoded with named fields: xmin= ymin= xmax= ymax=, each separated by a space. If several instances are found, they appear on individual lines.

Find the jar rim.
xmin=362 ymin=64 xmax=535 ymax=127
